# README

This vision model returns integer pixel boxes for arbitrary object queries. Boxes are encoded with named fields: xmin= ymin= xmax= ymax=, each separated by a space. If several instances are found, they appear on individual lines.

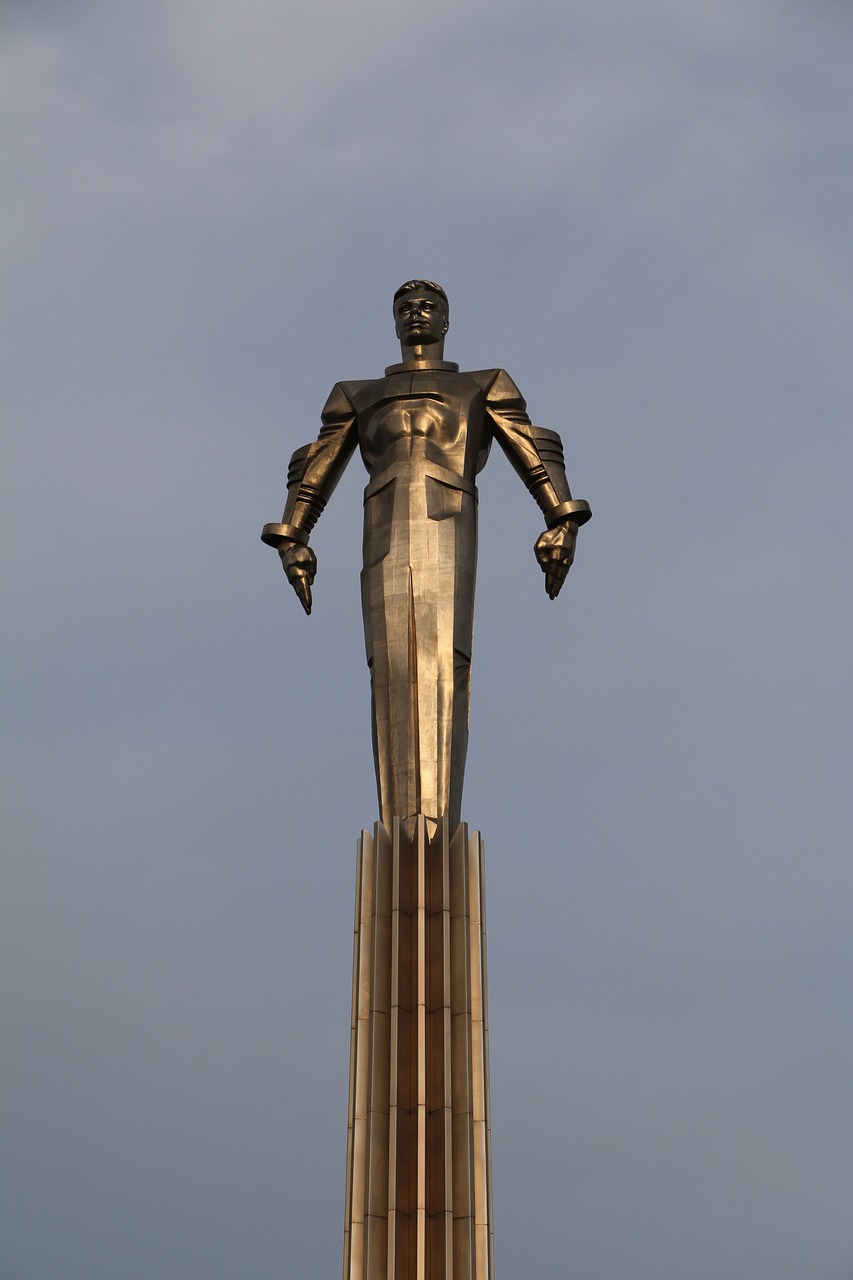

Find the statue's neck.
xmin=388 ymin=339 xmax=457 ymax=374
xmin=385 ymin=357 xmax=460 ymax=374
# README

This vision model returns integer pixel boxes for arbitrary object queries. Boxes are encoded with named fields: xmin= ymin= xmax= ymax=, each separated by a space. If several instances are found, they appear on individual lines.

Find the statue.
xmin=262 ymin=281 xmax=591 ymax=836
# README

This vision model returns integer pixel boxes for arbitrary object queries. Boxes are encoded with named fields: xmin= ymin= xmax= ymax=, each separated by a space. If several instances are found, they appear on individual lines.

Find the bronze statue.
xmin=262 ymin=281 xmax=590 ymax=836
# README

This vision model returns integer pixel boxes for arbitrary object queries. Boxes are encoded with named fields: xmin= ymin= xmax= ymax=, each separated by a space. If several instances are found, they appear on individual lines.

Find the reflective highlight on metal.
xmin=345 ymin=819 xmax=493 ymax=1280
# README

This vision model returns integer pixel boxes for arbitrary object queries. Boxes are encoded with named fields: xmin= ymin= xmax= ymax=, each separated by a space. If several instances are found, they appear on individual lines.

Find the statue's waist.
xmin=364 ymin=438 xmax=477 ymax=502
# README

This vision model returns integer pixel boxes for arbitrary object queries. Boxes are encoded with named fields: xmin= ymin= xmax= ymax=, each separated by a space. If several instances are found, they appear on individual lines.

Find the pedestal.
xmin=343 ymin=818 xmax=494 ymax=1280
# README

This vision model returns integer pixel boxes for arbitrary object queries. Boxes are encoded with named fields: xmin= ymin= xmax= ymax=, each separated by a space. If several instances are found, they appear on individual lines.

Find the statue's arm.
xmin=261 ymin=383 xmax=358 ymax=614
xmin=486 ymin=370 xmax=591 ymax=600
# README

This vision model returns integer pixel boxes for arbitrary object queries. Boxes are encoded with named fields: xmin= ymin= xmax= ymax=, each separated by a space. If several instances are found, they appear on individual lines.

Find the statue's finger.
xmin=293 ymin=573 xmax=313 ymax=615
xmin=546 ymin=557 xmax=570 ymax=599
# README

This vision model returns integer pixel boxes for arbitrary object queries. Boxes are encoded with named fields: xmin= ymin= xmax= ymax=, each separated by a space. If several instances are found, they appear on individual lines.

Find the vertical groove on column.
xmin=364 ymin=824 xmax=392 ymax=1279
xmin=344 ymin=829 xmax=372 ymax=1280
xmin=467 ymin=833 xmax=493 ymax=1280
xmin=432 ymin=817 xmax=454 ymax=1278
xmin=415 ymin=816 xmax=428 ymax=1280
xmin=386 ymin=823 xmax=401 ymax=1279
xmin=390 ymin=819 xmax=416 ymax=1279
xmin=344 ymin=821 xmax=493 ymax=1280
xmin=468 ymin=834 xmax=494 ymax=1274
xmin=449 ymin=822 xmax=475 ymax=1279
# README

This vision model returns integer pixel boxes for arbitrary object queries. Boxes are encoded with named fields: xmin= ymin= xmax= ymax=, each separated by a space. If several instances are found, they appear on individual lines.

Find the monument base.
xmin=343 ymin=818 xmax=494 ymax=1280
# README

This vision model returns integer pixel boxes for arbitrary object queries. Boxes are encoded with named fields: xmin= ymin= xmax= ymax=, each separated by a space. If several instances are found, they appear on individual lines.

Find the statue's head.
xmin=393 ymin=280 xmax=449 ymax=346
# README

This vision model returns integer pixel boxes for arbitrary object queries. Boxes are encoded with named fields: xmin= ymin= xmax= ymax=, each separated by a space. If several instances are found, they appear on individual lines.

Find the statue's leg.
xmin=361 ymin=476 xmax=398 ymax=826
xmin=418 ymin=478 xmax=476 ymax=833
xmin=362 ymin=470 xmax=477 ymax=834
xmin=361 ymin=551 xmax=424 ymax=829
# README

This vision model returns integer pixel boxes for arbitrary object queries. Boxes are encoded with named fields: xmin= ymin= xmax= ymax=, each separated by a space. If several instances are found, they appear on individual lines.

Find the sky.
xmin=2 ymin=1 xmax=853 ymax=1277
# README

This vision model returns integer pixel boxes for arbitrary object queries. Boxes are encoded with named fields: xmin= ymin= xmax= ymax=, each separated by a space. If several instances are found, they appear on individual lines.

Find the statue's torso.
xmin=346 ymin=367 xmax=490 ymax=833
xmin=341 ymin=368 xmax=496 ymax=479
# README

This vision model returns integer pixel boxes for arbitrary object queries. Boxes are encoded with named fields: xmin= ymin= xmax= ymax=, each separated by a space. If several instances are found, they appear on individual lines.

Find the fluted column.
xmin=343 ymin=818 xmax=493 ymax=1280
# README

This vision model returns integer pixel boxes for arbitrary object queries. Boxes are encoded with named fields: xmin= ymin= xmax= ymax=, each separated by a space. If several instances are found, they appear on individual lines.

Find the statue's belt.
xmin=364 ymin=457 xmax=477 ymax=503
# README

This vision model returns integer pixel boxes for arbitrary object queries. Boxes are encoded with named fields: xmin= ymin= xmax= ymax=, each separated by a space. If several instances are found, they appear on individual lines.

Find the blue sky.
xmin=3 ymin=2 xmax=853 ymax=1277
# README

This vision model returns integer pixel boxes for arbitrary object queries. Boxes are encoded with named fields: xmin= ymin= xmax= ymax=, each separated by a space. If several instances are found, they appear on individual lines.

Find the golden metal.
xmin=344 ymin=820 xmax=493 ymax=1280
xmin=262 ymin=281 xmax=591 ymax=833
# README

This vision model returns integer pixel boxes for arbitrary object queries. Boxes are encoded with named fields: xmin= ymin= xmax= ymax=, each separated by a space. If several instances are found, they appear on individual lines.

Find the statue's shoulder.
xmin=320 ymin=380 xmax=372 ymax=420
xmin=336 ymin=377 xmax=393 ymax=410
xmin=463 ymin=368 xmax=501 ymax=390
xmin=334 ymin=380 xmax=373 ymax=402
xmin=464 ymin=368 xmax=525 ymax=407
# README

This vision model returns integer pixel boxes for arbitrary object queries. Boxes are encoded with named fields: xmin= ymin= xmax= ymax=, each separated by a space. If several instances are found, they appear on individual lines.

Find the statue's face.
xmin=394 ymin=291 xmax=448 ymax=346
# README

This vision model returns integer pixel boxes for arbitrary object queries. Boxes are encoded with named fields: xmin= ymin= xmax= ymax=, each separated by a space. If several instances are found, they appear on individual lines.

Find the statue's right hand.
xmin=278 ymin=541 xmax=317 ymax=615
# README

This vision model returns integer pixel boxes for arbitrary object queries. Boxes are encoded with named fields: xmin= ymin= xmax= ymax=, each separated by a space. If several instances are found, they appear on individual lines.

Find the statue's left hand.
xmin=534 ymin=521 xmax=578 ymax=600
xmin=279 ymin=541 xmax=317 ymax=615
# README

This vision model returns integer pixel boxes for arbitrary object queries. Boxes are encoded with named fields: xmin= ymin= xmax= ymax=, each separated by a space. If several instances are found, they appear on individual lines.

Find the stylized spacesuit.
xmin=262 ymin=281 xmax=590 ymax=834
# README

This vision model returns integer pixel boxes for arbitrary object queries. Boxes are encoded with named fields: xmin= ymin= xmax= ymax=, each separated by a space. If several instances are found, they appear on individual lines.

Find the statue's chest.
xmin=364 ymin=395 xmax=462 ymax=449
xmin=351 ymin=373 xmax=487 ymax=468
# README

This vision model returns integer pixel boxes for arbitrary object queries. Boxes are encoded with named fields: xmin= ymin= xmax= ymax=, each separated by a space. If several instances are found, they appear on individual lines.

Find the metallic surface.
xmin=262 ymin=282 xmax=590 ymax=833
xmin=344 ymin=819 xmax=493 ymax=1280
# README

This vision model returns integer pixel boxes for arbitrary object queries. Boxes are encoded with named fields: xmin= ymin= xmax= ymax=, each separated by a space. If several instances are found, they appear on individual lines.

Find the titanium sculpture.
xmin=263 ymin=281 xmax=590 ymax=835
xmin=262 ymin=281 xmax=590 ymax=1279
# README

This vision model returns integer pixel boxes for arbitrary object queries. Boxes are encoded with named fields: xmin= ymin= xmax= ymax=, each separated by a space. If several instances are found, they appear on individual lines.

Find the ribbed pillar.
xmin=343 ymin=818 xmax=493 ymax=1280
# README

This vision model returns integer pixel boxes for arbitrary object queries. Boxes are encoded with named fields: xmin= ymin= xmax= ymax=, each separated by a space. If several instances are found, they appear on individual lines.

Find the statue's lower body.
xmin=361 ymin=446 xmax=478 ymax=837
